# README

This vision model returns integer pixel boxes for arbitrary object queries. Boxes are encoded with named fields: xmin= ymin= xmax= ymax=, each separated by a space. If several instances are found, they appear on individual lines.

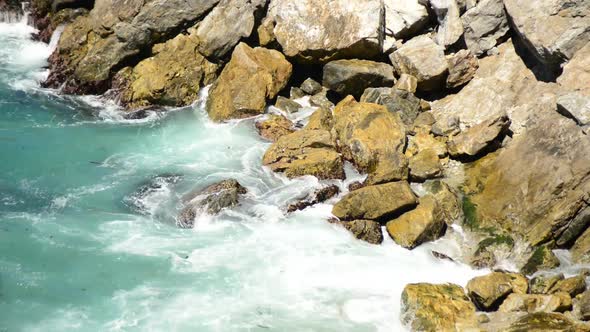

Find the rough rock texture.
xmin=409 ymin=149 xmax=442 ymax=182
xmin=263 ymin=0 xmax=385 ymax=63
xmin=305 ymin=108 xmax=333 ymax=131
xmin=521 ymin=243 xmax=560 ymax=275
xmin=401 ymin=283 xmax=478 ymax=332
xmin=447 ymin=113 xmax=510 ymax=158
xmin=390 ymin=35 xmax=448 ymax=91
xmin=469 ymin=234 xmax=515 ymax=269
xmin=195 ymin=0 xmax=268 ymax=59
xmin=395 ymin=74 xmax=418 ymax=93
xmin=116 ymin=30 xmax=218 ymax=109
xmin=549 ymin=275 xmax=587 ymax=297
xmin=505 ymin=312 xmax=586 ymax=332
xmin=557 ymin=93 xmax=590 ymax=127
xmin=384 ymin=0 xmax=429 ymax=41
xmin=558 ymin=42 xmax=590 ymax=96
xmin=504 ymin=0 xmax=590 ymax=71
xmin=360 ymin=87 xmax=421 ymax=126
xmin=262 ymin=129 xmax=344 ymax=180
xmin=255 ymin=114 xmax=294 ymax=142
xmin=287 ymin=185 xmax=340 ymax=212
xmin=576 ymin=291 xmax=590 ymax=321
xmin=446 ymin=49 xmax=478 ymax=88
xmin=274 ymin=96 xmax=301 ymax=113
xmin=423 ymin=180 xmax=462 ymax=225
xmin=300 ymin=78 xmax=322 ymax=95
xmin=322 ymin=59 xmax=395 ymax=97
xmin=461 ymin=0 xmax=509 ymax=56
xmin=530 ymin=274 xmax=565 ymax=295
xmin=429 ymin=0 xmax=464 ymax=47
xmin=572 ymin=228 xmax=590 ymax=264
xmin=332 ymin=181 xmax=417 ymax=221
xmin=499 ymin=293 xmax=572 ymax=313
xmin=466 ymin=272 xmax=529 ymax=311
xmin=386 ymin=195 xmax=446 ymax=249
xmin=178 ymin=179 xmax=247 ymax=227
xmin=207 ymin=43 xmax=292 ymax=122
xmin=339 ymin=219 xmax=384 ymax=245
xmin=332 ymin=96 xmax=408 ymax=185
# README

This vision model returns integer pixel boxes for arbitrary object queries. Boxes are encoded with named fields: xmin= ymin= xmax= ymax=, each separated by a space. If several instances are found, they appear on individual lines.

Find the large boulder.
xmin=386 ymin=195 xmax=446 ymax=249
xmin=332 ymin=96 xmax=408 ymax=185
xmin=322 ymin=59 xmax=395 ymax=97
xmin=207 ymin=43 xmax=292 ymax=122
xmin=401 ymin=283 xmax=478 ymax=331
xmin=332 ymin=181 xmax=417 ymax=221
xmin=262 ymin=129 xmax=345 ymax=180
xmin=461 ymin=0 xmax=509 ymax=56
xmin=389 ymin=35 xmax=449 ymax=91
xmin=504 ymin=0 xmax=590 ymax=72
xmin=466 ymin=272 xmax=529 ymax=311
xmin=262 ymin=0 xmax=385 ymax=62
xmin=115 ymin=29 xmax=219 ymax=109
xmin=195 ymin=0 xmax=268 ymax=59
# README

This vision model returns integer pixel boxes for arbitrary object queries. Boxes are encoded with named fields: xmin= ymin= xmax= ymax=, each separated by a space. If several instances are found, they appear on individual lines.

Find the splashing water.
xmin=0 ymin=17 xmax=485 ymax=332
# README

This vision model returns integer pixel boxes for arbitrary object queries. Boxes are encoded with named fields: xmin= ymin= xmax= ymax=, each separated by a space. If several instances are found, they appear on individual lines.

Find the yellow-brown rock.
xmin=467 ymin=272 xmax=529 ymax=311
xmin=305 ymin=108 xmax=333 ymax=131
xmin=255 ymin=114 xmax=294 ymax=142
xmin=499 ymin=292 xmax=572 ymax=313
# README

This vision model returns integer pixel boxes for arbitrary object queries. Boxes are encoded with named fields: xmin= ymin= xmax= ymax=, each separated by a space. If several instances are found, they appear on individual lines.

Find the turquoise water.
xmin=0 ymin=19 xmax=481 ymax=332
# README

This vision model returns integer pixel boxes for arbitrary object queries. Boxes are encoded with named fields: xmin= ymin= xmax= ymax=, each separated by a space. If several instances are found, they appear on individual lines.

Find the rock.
xmin=339 ymin=219 xmax=383 ymax=245
xmin=386 ymin=195 xmax=446 ymax=249
xmin=521 ymin=244 xmax=560 ymax=276
xmin=557 ymin=93 xmax=590 ymax=127
xmin=572 ymin=227 xmax=590 ymax=264
xmin=255 ymin=114 xmax=294 ymax=142
xmin=274 ymin=96 xmax=302 ymax=113
xmin=466 ymin=272 xmax=528 ymax=311
xmin=384 ymin=0 xmax=429 ymax=40
xmin=178 ymin=179 xmax=247 ymax=227
xmin=428 ymin=0 xmax=464 ymax=48
xmin=332 ymin=181 xmax=417 ymax=221
xmin=413 ymin=112 xmax=437 ymax=131
xmin=409 ymin=149 xmax=442 ymax=182
xmin=124 ymin=174 xmax=183 ymax=215
xmin=264 ymin=0 xmax=384 ymax=63
xmin=262 ymin=129 xmax=344 ymax=180
xmin=195 ymin=0 xmax=268 ymax=59
xmin=300 ymin=78 xmax=322 ymax=95
xmin=504 ymin=0 xmax=590 ymax=72
xmin=347 ymin=181 xmax=365 ymax=192
xmin=446 ymin=49 xmax=478 ymax=88
xmin=116 ymin=30 xmax=219 ymax=109
xmin=395 ymin=73 xmax=418 ymax=93
xmin=52 ymin=0 xmax=93 ymax=12
xmin=423 ymin=180 xmax=463 ymax=225
xmin=576 ymin=291 xmax=590 ymax=320
xmin=45 ymin=0 xmax=221 ymax=94
xmin=290 ymin=87 xmax=306 ymax=99
xmin=390 ymin=35 xmax=448 ymax=91
xmin=309 ymin=91 xmax=335 ymax=110
xmin=558 ymin=43 xmax=590 ymax=96
xmin=322 ymin=59 xmax=395 ymax=97
xmin=305 ymin=108 xmax=333 ymax=131
xmin=499 ymin=293 xmax=573 ymax=313
xmin=461 ymin=0 xmax=509 ymax=56
xmin=332 ymin=96 xmax=408 ymax=184
xmin=406 ymin=130 xmax=448 ymax=158
xmin=470 ymin=234 xmax=515 ymax=269
xmin=447 ymin=114 xmax=510 ymax=158
xmin=549 ymin=275 xmax=587 ymax=298
xmin=401 ymin=283 xmax=478 ymax=331
xmin=287 ymin=185 xmax=340 ymax=212
xmin=360 ymin=88 xmax=421 ymax=126
xmin=530 ymin=274 xmax=565 ymax=295
xmin=207 ymin=43 xmax=292 ymax=122
xmin=505 ymin=312 xmax=584 ymax=332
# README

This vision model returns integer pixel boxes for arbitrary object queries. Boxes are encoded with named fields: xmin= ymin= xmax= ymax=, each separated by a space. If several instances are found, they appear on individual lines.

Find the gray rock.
xmin=339 ymin=219 xmax=384 ymax=245
xmin=461 ymin=0 xmax=509 ymax=56
xmin=300 ymin=78 xmax=322 ymax=95
xmin=323 ymin=59 xmax=395 ymax=97
xmin=274 ymin=96 xmax=302 ymax=113
xmin=360 ymin=87 xmax=421 ymax=126
xmin=429 ymin=0 xmax=464 ymax=47
xmin=557 ymin=93 xmax=590 ymax=127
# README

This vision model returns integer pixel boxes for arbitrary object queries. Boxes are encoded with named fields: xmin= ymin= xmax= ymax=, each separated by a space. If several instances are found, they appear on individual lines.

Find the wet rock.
xmin=360 ymin=87 xmax=421 ymax=126
xmin=470 ymin=234 xmax=515 ymax=269
xmin=575 ymin=291 xmax=590 ymax=320
xmin=386 ymin=195 xmax=446 ymax=249
xmin=390 ymin=35 xmax=448 ymax=91
xmin=339 ymin=219 xmax=383 ymax=245
xmin=431 ymin=251 xmax=454 ymax=261
xmin=262 ymin=129 xmax=344 ymax=180
xmin=287 ymin=185 xmax=340 ymax=212
xmin=274 ymin=96 xmax=302 ymax=113
xmin=384 ymin=0 xmax=429 ymax=40
xmin=332 ymin=96 xmax=408 ymax=184
xmin=124 ymin=174 xmax=182 ymax=214
xmin=116 ymin=30 xmax=219 ymax=109
xmin=505 ymin=312 xmax=584 ymax=332
xmin=466 ymin=272 xmax=528 ymax=311
xmin=207 ymin=43 xmax=292 ymax=122
xmin=461 ymin=0 xmax=509 ymax=56
xmin=195 ymin=0 xmax=268 ymax=59
xmin=264 ymin=0 xmax=384 ymax=63
xmin=447 ymin=114 xmax=510 ymax=158
xmin=401 ymin=283 xmax=478 ymax=331
xmin=322 ymin=59 xmax=395 ymax=97
xmin=309 ymin=90 xmax=335 ymax=110
xmin=499 ymin=293 xmax=572 ymax=313
xmin=178 ymin=179 xmax=247 ymax=227
xmin=558 ymin=43 xmax=590 ymax=96
xmin=530 ymin=274 xmax=565 ymax=295
xmin=521 ymin=243 xmax=560 ymax=276
xmin=332 ymin=181 xmax=417 ymax=221
xmin=290 ymin=87 xmax=306 ymax=99
xmin=557 ymin=93 xmax=590 ymax=127
xmin=446 ymin=49 xmax=478 ymax=88
xmin=549 ymin=275 xmax=587 ymax=298
xmin=255 ymin=114 xmax=294 ymax=142
xmin=347 ymin=181 xmax=365 ymax=192
xmin=305 ymin=108 xmax=333 ymax=131
xmin=409 ymin=149 xmax=442 ymax=182
xmin=423 ymin=180 xmax=462 ymax=225
xmin=395 ymin=74 xmax=418 ymax=93
xmin=300 ymin=78 xmax=322 ymax=95
xmin=428 ymin=0 xmax=464 ymax=48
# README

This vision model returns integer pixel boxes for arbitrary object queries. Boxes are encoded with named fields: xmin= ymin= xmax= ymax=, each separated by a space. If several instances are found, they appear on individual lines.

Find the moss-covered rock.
xmin=521 ymin=243 xmax=560 ymax=275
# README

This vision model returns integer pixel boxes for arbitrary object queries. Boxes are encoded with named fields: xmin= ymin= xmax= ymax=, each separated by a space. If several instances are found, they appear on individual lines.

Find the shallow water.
xmin=0 ymin=18 xmax=485 ymax=331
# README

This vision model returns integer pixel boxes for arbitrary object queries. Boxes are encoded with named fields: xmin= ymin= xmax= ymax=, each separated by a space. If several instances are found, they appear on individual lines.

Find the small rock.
xmin=340 ymin=219 xmax=383 ymax=245
xmin=499 ymin=293 xmax=572 ymax=313
xmin=305 ymin=108 xmax=333 ymax=131
xmin=274 ymin=96 xmax=302 ymax=113
xmin=300 ymin=78 xmax=322 ymax=95
xmin=432 ymin=251 xmax=455 ymax=261
xmin=287 ymin=185 xmax=340 ymax=212
xmin=446 ymin=49 xmax=478 ymax=88
xmin=406 ymin=130 xmax=448 ymax=158
xmin=530 ymin=274 xmax=565 ymax=295
xmin=386 ymin=195 xmax=446 ymax=249
xmin=447 ymin=114 xmax=510 ymax=158
xmin=395 ymin=73 xmax=418 ymax=93
xmin=549 ymin=275 xmax=587 ymax=298
xmin=409 ymin=149 xmax=442 ymax=182
xmin=255 ymin=114 xmax=295 ymax=142
xmin=290 ymin=87 xmax=306 ymax=99
xmin=323 ymin=59 xmax=395 ymax=97
xmin=413 ymin=112 xmax=437 ymax=131
xmin=466 ymin=272 xmax=529 ymax=311
xmin=332 ymin=181 xmax=417 ymax=221
xmin=309 ymin=91 xmax=334 ymax=110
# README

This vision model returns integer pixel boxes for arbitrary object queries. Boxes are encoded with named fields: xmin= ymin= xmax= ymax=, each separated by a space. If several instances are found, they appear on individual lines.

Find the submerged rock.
xmin=207 ymin=43 xmax=292 ymax=122
xmin=124 ymin=174 xmax=182 ymax=215
xmin=287 ymin=185 xmax=340 ymax=212
xmin=466 ymin=272 xmax=528 ymax=311
xmin=322 ymin=59 xmax=395 ymax=97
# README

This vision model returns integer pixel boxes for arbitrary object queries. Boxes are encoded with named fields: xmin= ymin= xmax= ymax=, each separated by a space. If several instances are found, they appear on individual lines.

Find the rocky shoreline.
xmin=20 ymin=0 xmax=590 ymax=330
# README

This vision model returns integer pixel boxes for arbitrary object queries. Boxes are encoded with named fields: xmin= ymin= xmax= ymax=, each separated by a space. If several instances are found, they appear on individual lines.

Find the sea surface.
xmin=0 ymin=17 xmax=484 ymax=331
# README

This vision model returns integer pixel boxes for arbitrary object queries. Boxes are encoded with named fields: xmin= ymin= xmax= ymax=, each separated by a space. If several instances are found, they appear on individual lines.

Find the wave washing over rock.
xmin=1 ymin=0 xmax=590 ymax=331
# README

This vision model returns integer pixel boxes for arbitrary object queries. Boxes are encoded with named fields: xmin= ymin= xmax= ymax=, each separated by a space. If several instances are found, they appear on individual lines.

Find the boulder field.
xmin=32 ymin=0 xmax=590 ymax=330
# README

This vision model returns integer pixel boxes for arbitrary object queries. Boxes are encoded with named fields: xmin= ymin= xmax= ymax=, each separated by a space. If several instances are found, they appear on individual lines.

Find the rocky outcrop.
xmin=262 ymin=129 xmax=344 ymax=180
xmin=332 ymin=181 xmax=417 ymax=221
xmin=461 ymin=0 xmax=509 ymax=56
xmin=401 ymin=283 xmax=478 ymax=331
xmin=466 ymin=272 xmax=528 ymax=311
xmin=207 ymin=43 xmax=292 ymax=121
xmin=178 ymin=179 xmax=247 ymax=227
xmin=322 ymin=59 xmax=395 ymax=97
xmin=255 ymin=114 xmax=294 ymax=142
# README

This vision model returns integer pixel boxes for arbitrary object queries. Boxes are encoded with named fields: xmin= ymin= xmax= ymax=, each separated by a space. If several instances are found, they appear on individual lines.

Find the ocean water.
xmin=0 ymin=18 xmax=485 ymax=332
